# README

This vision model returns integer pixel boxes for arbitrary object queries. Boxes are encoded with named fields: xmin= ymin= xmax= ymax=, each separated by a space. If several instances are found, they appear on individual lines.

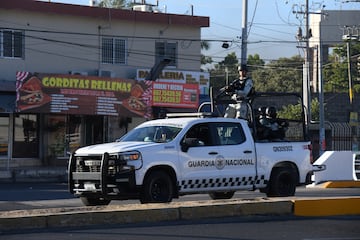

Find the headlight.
xmin=118 ymin=151 xmax=142 ymax=161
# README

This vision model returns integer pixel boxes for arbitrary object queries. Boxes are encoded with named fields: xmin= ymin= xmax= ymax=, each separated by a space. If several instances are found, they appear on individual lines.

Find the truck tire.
xmin=140 ymin=171 xmax=174 ymax=203
xmin=209 ymin=191 xmax=235 ymax=200
xmin=267 ymin=167 xmax=297 ymax=197
xmin=80 ymin=196 xmax=111 ymax=206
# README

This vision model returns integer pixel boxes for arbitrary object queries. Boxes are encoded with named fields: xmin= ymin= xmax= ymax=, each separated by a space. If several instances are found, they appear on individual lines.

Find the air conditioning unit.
xmin=99 ymin=70 xmax=115 ymax=78
xmin=132 ymin=5 xmax=153 ymax=12
xmin=70 ymin=71 xmax=88 ymax=76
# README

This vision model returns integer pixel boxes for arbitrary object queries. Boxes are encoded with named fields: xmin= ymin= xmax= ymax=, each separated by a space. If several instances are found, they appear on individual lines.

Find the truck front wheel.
xmin=80 ymin=196 xmax=111 ymax=206
xmin=140 ymin=171 xmax=174 ymax=203
xmin=267 ymin=167 xmax=297 ymax=197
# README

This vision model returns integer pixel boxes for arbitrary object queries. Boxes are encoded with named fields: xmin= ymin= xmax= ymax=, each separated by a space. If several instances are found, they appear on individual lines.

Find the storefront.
xmin=5 ymin=71 xmax=205 ymax=168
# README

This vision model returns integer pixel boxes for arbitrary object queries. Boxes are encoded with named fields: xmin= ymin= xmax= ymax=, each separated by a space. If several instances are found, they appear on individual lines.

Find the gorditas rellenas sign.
xmin=16 ymin=72 xmax=152 ymax=118
xmin=15 ymin=72 xmax=200 ymax=117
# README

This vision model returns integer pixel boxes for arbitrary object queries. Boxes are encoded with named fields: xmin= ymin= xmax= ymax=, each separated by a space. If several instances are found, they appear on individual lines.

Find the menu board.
xmin=136 ymin=69 xmax=209 ymax=95
xmin=151 ymin=82 xmax=199 ymax=108
xmin=16 ymin=72 xmax=152 ymax=118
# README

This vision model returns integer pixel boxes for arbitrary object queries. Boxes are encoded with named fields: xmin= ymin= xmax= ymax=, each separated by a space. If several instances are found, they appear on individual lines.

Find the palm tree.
xmin=201 ymin=40 xmax=213 ymax=66
xmin=98 ymin=0 xmax=128 ymax=8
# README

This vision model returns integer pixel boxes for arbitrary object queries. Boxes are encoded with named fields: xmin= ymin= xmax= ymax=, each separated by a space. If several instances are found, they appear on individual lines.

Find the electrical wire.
xmin=247 ymin=0 xmax=259 ymax=37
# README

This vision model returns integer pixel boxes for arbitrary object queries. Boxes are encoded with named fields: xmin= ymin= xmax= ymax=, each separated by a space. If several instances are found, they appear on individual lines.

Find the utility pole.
xmin=294 ymin=1 xmax=327 ymax=156
xmin=293 ymin=1 xmax=311 ymax=126
xmin=317 ymin=42 xmax=325 ymax=156
xmin=304 ymin=0 xmax=311 ymax=127
xmin=343 ymin=25 xmax=360 ymax=151
xmin=241 ymin=0 xmax=248 ymax=66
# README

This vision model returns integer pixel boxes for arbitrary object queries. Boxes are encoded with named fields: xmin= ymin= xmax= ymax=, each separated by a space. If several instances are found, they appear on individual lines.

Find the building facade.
xmin=0 ymin=0 xmax=209 ymax=172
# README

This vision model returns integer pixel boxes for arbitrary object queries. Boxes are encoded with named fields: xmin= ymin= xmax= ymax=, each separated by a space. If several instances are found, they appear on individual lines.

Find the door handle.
xmin=208 ymin=151 xmax=218 ymax=155
xmin=243 ymin=150 xmax=252 ymax=154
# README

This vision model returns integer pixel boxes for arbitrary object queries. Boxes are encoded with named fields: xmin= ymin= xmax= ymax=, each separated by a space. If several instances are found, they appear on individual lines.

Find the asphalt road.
xmin=0 ymin=182 xmax=359 ymax=211
xmin=2 ymin=215 xmax=360 ymax=240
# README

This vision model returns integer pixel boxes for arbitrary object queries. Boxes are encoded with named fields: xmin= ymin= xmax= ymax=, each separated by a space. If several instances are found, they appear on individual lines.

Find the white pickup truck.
xmin=69 ymin=110 xmax=316 ymax=206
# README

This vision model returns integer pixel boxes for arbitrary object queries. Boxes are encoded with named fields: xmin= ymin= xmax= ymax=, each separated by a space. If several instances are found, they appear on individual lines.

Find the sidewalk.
xmin=0 ymin=167 xmax=67 ymax=183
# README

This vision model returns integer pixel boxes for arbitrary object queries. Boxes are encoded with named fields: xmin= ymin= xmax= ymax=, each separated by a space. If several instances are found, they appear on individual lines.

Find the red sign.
xmin=151 ymin=82 xmax=199 ymax=108
xmin=16 ymin=72 xmax=152 ymax=118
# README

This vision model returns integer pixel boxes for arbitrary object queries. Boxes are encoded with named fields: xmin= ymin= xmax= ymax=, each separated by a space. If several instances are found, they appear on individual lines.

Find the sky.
xmin=45 ymin=0 xmax=359 ymax=63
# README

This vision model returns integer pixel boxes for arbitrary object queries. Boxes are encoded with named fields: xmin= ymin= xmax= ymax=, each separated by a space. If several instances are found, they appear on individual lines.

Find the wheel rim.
xmin=278 ymin=173 xmax=293 ymax=195
xmin=150 ymin=179 xmax=169 ymax=201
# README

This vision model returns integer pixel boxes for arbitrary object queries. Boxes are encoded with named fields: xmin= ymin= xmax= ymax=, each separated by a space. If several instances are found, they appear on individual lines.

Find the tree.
xmin=247 ymin=54 xmax=265 ymax=72
xmin=278 ymin=98 xmax=320 ymax=121
xmin=98 ymin=0 xmax=128 ymax=8
xmin=252 ymin=55 xmax=303 ymax=93
xmin=324 ymin=42 xmax=360 ymax=93
xmin=201 ymin=41 xmax=213 ymax=66
xmin=209 ymin=52 xmax=239 ymax=90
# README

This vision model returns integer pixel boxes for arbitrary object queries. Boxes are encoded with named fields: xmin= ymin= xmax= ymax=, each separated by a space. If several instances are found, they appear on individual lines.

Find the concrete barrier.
xmin=313 ymin=151 xmax=354 ymax=184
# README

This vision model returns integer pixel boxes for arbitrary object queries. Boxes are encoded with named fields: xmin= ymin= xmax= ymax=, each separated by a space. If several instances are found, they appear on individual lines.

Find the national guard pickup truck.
xmin=68 ymin=109 xmax=316 ymax=206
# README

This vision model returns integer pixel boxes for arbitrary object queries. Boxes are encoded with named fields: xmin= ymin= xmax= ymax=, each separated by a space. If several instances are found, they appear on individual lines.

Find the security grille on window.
xmin=155 ymin=42 xmax=177 ymax=67
xmin=101 ymin=37 xmax=126 ymax=64
xmin=1 ymin=30 xmax=24 ymax=58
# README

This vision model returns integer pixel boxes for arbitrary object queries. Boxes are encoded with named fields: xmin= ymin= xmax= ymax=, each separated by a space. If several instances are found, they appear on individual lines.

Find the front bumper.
xmin=68 ymin=152 xmax=138 ymax=199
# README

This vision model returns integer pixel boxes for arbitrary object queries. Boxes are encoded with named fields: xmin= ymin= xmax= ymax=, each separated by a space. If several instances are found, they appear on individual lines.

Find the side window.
xmin=155 ymin=41 xmax=177 ymax=67
xmin=183 ymin=123 xmax=212 ymax=146
xmin=1 ymin=29 xmax=24 ymax=59
xmin=101 ymin=37 xmax=127 ymax=64
xmin=213 ymin=122 xmax=246 ymax=146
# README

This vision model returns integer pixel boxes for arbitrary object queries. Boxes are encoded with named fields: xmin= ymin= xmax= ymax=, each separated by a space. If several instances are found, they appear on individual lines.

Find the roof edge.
xmin=0 ymin=0 xmax=210 ymax=28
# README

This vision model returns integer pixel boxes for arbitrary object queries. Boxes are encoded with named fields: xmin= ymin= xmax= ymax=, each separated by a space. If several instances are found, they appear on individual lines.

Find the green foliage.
xmin=98 ymin=0 xmax=128 ymax=8
xmin=209 ymin=52 xmax=239 ymax=90
xmin=247 ymin=54 xmax=265 ymax=71
xmin=277 ymin=102 xmax=302 ymax=120
xmin=201 ymin=41 xmax=213 ymax=66
xmin=278 ymin=98 xmax=320 ymax=121
xmin=208 ymin=53 xmax=303 ymax=93
xmin=324 ymin=42 xmax=360 ymax=93
xmin=252 ymin=55 xmax=303 ymax=93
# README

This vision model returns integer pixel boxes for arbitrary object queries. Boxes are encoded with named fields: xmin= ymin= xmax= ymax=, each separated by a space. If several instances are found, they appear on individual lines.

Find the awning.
xmin=0 ymin=79 xmax=16 ymax=92
xmin=0 ymin=80 xmax=16 ymax=113
xmin=0 ymin=94 xmax=16 ymax=113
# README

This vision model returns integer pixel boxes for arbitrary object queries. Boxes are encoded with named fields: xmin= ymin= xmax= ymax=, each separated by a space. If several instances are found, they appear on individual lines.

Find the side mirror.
xmin=181 ymin=138 xmax=201 ymax=152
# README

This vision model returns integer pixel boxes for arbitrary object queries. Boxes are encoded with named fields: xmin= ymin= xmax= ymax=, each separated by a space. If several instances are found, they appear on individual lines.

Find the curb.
xmin=1 ymin=197 xmax=360 ymax=233
xmin=322 ymin=181 xmax=360 ymax=188
xmin=293 ymin=197 xmax=360 ymax=217
xmin=0 ymin=199 xmax=292 ymax=232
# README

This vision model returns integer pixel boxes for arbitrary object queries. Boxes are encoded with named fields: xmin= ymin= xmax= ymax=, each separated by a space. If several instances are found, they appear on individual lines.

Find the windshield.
xmin=119 ymin=125 xmax=182 ymax=143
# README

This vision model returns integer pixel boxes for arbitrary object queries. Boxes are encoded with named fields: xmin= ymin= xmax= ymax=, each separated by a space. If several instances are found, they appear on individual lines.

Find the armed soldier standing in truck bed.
xmin=223 ymin=64 xmax=255 ymax=119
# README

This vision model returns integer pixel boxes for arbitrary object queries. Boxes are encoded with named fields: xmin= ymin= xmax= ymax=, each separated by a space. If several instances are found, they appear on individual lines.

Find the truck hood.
xmin=75 ymin=141 xmax=157 ymax=155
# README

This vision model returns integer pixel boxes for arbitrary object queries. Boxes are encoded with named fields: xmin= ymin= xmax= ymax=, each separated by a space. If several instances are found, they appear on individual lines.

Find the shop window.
xmin=155 ymin=41 xmax=177 ymax=67
xmin=47 ymin=115 xmax=67 ymax=158
xmin=67 ymin=115 xmax=82 ymax=154
xmin=13 ymin=114 xmax=38 ymax=158
xmin=0 ymin=116 xmax=9 ymax=156
xmin=1 ymin=29 xmax=24 ymax=59
xmin=84 ymin=115 xmax=104 ymax=145
xmin=101 ymin=37 xmax=127 ymax=64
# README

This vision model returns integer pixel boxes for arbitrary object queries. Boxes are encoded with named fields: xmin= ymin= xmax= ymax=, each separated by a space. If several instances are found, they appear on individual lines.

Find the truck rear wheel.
xmin=80 ymin=196 xmax=111 ymax=206
xmin=140 ymin=171 xmax=173 ymax=203
xmin=209 ymin=191 xmax=235 ymax=200
xmin=267 ymin=167 xmax=297 ymax=197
